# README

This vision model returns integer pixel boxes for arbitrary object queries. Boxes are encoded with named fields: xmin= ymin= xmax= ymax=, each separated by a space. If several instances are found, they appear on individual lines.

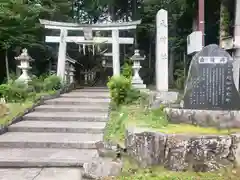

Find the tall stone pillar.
xmin=156 ymin=9 xmax=168 ymax=91
xmin=234 ymin=0 xmax=240 ymax=90
xmin=57 ymin=28 xmax=68 ymax=81
xmin=112 ymin=29 xmax=120 ymax=76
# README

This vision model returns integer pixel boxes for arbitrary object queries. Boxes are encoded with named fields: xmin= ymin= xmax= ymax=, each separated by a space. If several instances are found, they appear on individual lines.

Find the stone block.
xmin=229 ymin=133 xmax=240 ymax=165
xmin=187 ymin=135 xmax=232 ymax=172
xmin=83 ymin=158 xmax=122 ymax=179
xmin=126 ymin=127 xmax=239 ymax=172
xmin=165 ymin=108 xmax=240 ymax=129
xmin=164 ymin=134 xmax=191 ymax=171
xmin=151 ymin=91 xmax=179 ymax=109
xmin=125 ymin=127 xmax=167 ymax=167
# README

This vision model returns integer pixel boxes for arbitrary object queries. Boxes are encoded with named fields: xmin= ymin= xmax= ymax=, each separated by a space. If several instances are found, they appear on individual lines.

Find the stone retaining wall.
xmin=125 ymin=127 xmax=240 ymax=172
xmin=164 ymin=108 xmax=240 ymax=129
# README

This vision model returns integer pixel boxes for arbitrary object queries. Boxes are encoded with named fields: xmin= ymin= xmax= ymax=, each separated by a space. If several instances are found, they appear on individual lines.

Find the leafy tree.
xmin=0 ymin=0 xmax=72 ymax=81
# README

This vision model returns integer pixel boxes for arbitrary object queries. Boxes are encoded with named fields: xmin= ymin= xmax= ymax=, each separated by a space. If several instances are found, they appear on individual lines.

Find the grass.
xmin=104 ymin=102 xmax=240 ymax=180
xmin=0 ymin=102 xmax=34 ymax=125
xmin=0 ymin=90 xmax=57 ymax=126
xmin=104 ymin=103 xmax=240 ymax=145
xmin=105 ymin=156 xmax=240 ymax=180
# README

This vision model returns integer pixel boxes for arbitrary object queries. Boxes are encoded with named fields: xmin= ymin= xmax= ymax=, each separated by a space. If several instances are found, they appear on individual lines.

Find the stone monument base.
xmin=132 ymin=83 xmax=146 ymax=89
xmin=151 ymin=91 xmax=179 ymax=109
xmin=165 ymin=108 xmax=240 ymax=129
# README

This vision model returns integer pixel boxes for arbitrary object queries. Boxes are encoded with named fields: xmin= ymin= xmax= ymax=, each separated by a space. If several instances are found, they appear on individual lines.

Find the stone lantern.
xmin=69 ymin=64 xmax=75 ymax=83
xmin=15 ymin=48 xmax=34 ymax=83
xmin=64 ymin=61 xmax=70 ymax=84
xmin=130 ymin=49 xmax=146 ymax=89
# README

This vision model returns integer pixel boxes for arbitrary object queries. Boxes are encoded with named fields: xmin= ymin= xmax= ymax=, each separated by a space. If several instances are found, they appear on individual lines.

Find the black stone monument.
xmin=183 ymin=44 xmax=240 ymax=110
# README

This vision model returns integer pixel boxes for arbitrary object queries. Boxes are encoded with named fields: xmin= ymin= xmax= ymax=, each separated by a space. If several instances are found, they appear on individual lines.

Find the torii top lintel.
xmin=39 ymin=19 xmax=141 ymax=31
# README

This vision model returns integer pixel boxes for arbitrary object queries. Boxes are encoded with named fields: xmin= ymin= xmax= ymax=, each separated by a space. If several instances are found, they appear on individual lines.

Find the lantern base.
xmin=16 ymin=74 xmax=31 ymax=84
xmin=132 ymin=83 xmax=146 ymax=89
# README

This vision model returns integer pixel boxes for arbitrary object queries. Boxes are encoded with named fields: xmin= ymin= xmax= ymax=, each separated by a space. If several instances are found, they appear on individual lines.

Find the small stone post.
xmin=131 ymin=49 xmax=146 ymax=89
xmin=15 ymin=48 xmax=34 ymax=83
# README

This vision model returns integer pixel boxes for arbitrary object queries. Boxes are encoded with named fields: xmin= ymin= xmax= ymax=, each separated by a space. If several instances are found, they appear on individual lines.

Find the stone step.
xmin=34 ymin=104 xmax=109 ymax=113
xmin=23 ymin=112 xmax=108 ymax=122
xmin=0 ymin=168 xmax=85 ymax=180
xmin=75 ymin=88 xmax=109 ymax=92
xmin=0 ymin=132 xmax=103 ymax=149
xmin=61 ymin=91 xmax=110 ymax=99
xmin=8 ymin=121 xmax=106 ymax=134
xmin=44 ymin=97 xmax=110 ymax=105
xmin=0 ymin=148 xmax=99 ymax=167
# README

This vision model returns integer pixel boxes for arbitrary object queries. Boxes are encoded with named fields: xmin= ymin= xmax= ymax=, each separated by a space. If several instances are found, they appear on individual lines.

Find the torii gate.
xmin=39 ymin=19 xmax=141 ymax=81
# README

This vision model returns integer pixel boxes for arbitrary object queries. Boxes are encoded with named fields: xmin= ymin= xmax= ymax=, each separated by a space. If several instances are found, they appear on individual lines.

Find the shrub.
xmin=43 ymin=75 xmax=62 ymax=91
xmin=124 ymin=88 xmax=141 ymax=104
xmin=107 ymin=76 xmax=131 ymax=106
xmin=28 ymin=77 xmax=44 ymax=93
xmin=0 ymin=81 xmax=28 ymax=102
xmin=121 ymin=60 xmax=133 ymax=80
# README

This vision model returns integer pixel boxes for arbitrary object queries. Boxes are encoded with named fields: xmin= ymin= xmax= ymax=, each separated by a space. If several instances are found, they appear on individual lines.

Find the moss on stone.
xmin=104 ymin=104 xmax=240 ymax=144
xmin=111 ymin=155 xmax=240 ymax=180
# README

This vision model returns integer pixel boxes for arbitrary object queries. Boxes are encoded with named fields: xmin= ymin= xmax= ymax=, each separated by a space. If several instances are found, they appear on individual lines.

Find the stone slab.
xmin=0 ymin=168 xmax=41 ymax=180
xmin=75 ymin=88 xmax=109 ymax=92
xmin=61 ymin=92 xmax=110 ymax=99
xmin=0 ymin=148 xmax=98 ymax=167
xmin=44 ymin=97 xmax=110 ymax=105
xmin=153 ymin=91 xmax=179 ymax=106
xmin=23 ymin=112 xmax=108 ymax=122
xmin=0 ymin=168 xmax=84 ymax=180
xmin=8 ymin=121 xmax=106 ymax=133
xmin=0 ymin=132 xmax=103 ymax=149
xmin=34 ymin=104 xmax=109 ymax=113
xmin=34 ymin=168 xmax=83 ymax=180
xmin=83 ymin=158 xmax=122 ymax=179
xmin=183 ymin=44 xmax=240 ymax=110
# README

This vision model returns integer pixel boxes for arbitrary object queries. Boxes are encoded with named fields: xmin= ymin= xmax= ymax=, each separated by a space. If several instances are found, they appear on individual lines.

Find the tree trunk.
xmin=219 ymin=1 xmax=230 ymax=46
xmin=168 ymin=50 xmax=174 ymax=86
xmin=149 ymin=41 xmax=152 ymax=84
xmin=5 ymin=49 xmax=10 ymax=82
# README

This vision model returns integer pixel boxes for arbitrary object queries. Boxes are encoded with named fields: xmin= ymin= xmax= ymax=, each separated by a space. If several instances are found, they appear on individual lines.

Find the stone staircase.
xmin=0 ymin=88 xmax=110 ymax=168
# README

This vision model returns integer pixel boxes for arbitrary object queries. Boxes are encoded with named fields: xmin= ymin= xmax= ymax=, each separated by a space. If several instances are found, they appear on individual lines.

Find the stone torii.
xmin=39 ymin=19 xmax=141 ymax=81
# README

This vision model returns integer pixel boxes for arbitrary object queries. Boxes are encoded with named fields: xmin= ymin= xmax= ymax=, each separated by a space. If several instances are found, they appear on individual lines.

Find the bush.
xmin=124 ymin=88 xmax=141 ymax=104
xmin=121 ymin=60 xmax=133 ymax=80
xmin=0 ymin=81 xmax=28 ymax=102
xmin=107 ymin=76 xmax=131 ymax=106
xmin=43 ymin=75 xmax=62 ymax=91
xmin=0 ymin=74 xmax=62 ymax=103
xmin=28 ymin=77 xmax=44 ymax=93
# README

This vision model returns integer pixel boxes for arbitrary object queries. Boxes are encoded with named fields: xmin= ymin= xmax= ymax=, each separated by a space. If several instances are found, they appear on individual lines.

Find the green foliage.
xmin=220 ymin=3 xmax=231 ymax=37
xmin=28 ymin=77 xmax=44 ymax=93
xmin=124 ymin=88 xmax=141 ymax=104
xmin=174 ymin=64 xmax=185 ymax=90
xmin=104 ymin=104 xmax=168 ymax=143
xmin=43 ymin=75 xmax=62 ymax=91
xmin=0 ymin=81 xmax=28 ymax=102
xmin=107 ymin=76 xmax=131 ymax=106
xmin=118 ymin=157 xmax=233 ymax=180
xmin=0 ymin=75 xmax=61 ymax=103
xmin=121 ymin=60 xmax=133 ymax=80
